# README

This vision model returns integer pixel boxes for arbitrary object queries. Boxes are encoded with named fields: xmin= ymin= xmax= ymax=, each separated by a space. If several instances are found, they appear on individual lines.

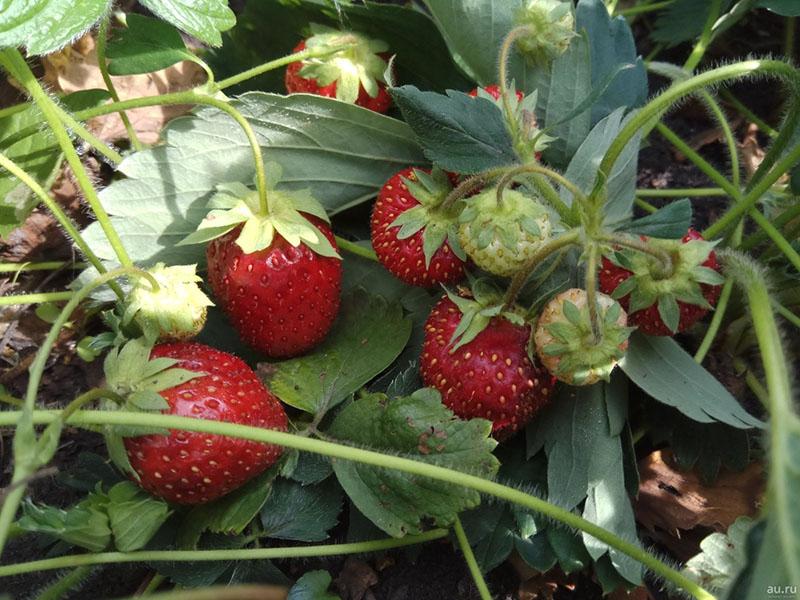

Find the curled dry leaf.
xmin=635 ymin=450 xmax=764 ymax=541
xmin=43 ymin=35 xmax=205 ymax=144
xmin=335 ymin=557 xmax=379 ymax=600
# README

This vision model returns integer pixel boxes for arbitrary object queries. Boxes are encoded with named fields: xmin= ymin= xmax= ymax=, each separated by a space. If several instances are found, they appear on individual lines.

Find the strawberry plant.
xmin=0 ymin=1 xmax=798 ymax=599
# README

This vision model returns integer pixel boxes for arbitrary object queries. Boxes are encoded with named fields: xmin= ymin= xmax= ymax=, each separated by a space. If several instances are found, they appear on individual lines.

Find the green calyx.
xmin=300 ymin=24 xmax=389 ymax=104
xmin=446 ymin=278 xmax=527 ymax=352
xmin=474 ymin=85 xmax=554 ymax=160
xmin=458 ymin=187 xmax=554 ymax=277
xmin=123 ymin=263 xmax=213 ymax=343
xmin=536 ymin=290 xmax=633 ymax=386
xmin=179 ymin=163 xmax=340 ymax=259
xmin=608 ymin=238 xmax=724 ymax=333
xmin=389 ymin=168 xmax=466 ymax=267
xmin=102 ymin=338 xmax=204 ymax=477
xmin=514 ymin=0 xmax=576 ymax=65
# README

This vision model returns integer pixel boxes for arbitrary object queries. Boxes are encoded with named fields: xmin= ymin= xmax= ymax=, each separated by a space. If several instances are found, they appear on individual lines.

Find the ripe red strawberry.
xmin=206 ymin=216 xmax=341 ymax=358
xmin=371 ymin=167 xmax=467 ymax=287
xmin=124 ymin=342 xmax=288 ymax=505
xmin=468 ymin=85 xmax=524 ymax=101
xmin=599 ymin=229 xmax=724 ymax=336
xmin=285 ymin=26 xmax=392 ymax=113
xmin=420 ymin=295 xmax=555 ymax=438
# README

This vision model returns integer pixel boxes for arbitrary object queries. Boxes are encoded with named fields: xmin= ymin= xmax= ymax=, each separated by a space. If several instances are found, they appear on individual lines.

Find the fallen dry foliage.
xmin=43 ymin=34 xmax=205 ymax=144
xmin=634 ymin=450 xmax=764 ymax=558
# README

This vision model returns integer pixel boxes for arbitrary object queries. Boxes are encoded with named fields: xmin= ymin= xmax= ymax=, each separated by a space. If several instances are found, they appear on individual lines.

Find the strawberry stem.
xmin=597 ymin=234 xmax=673 ymax=274
xmin=453 ymin=516 xmax=492 ymax=600
xmin=502 ymin=229 xmax=582 ymax=310
xmin=494 ymin=163 xmax=581 ymax=223
xmin=497 ymin=26 xmax=533 ymax=144
xmin=441 ymin=167 xmax=508 ymax=209
xmin=0 ymin=408 xmax=717 ymax=600
xmin=96 ymin=14 xmax=144 ymax=152
xmin=0 ymin=48 xmax=134 ymax=270
xmin=335 ymin=236 xmax=378 ymax=262
xmin=0 ymin=529 xmax=449 ymax=577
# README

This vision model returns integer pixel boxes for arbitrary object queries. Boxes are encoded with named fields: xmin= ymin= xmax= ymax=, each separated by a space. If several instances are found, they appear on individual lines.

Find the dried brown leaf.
xmin=43 ymin=34 xmax=205 ymax=144
xmin=635 ymin=450 xmax=764 ymax=536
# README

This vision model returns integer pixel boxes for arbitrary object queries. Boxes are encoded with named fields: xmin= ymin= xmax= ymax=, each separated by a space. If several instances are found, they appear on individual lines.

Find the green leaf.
xmin=459 ymin=503 xmax=516 ymax=572
xmin=259 ymin=478 xmax=342 ymax=542
xmin=138 ymin=0 xmax=235 ymax=47
xmin=264 ymin=291 xmax=411 ymax=415
xmin=757 ymin=0 xmax=800 ymax=15
xmin=652 ymin=0 xmax=734 ymax=47
xmin=575 ymin=0 xmax=647 ymax=124
xmin=178 ymin=466 xmax=280 ymax=548
xmin=328 ymin=388 xmax=499 ymax=537
xmin=683 ymin=517 xmax=754 ymax=592
xmin=538 ymin=33 xmax=592 ymax=167
xmin=618 ymin=198 xmax=692 ymax=239
xmin=390 ymin=86 xmax=517 ymax=174
xmin=560 ymin=107 xmax=640 ymax=223
xmin=288 ymin=571 xmax=339 ymax=600
xmin=83 ymin=93 xmax=424 ymax=266
xmin=106 ymin=14 xmax=193 ymax=75
xmin=18 ymin=498 xmax=111 ymax=552
xmin=516 ymin=533 xmax=558 ymax=572
xmin=106 ymin=482 xmax=171 ymax=551
xmin=621 ymin=333 xmax=764 ymax=429
xmin=547 ymin=528 xmax=593 ymax=574
xmin=0 ymin=0 xmax=112 ymax=55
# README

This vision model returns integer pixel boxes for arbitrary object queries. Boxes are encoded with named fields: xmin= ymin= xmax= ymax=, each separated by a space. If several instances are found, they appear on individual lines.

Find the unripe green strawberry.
xmin=123 ymin=263 xmax=213 ymax=342
xmin=515 ymin=0 xmax=576 ymax=65
xmin=534 ymin=288 xmax=632 ymax=386
xmin=458 ymin=187 xmax=553 ymax=277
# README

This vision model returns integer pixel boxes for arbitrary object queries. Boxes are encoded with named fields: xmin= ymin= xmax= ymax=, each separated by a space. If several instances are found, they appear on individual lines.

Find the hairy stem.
xmin=0 ymin=261 xmax=88 ymax=273
xmin=0 ymin=291 xmax=74 ymax=306
xmin=0 ymin=409 xmax=716 ymax=600
xmin=636 ymin=187 xmax=727 ymax=198
xmin=683 ymin=0 xmax=723 ymax=72
xmin=494 ymin=164 xmax=581 ymax=224
xmin=0 ymin=529 xmax=450 ymax=577
xmin=453 ymin=516 xmax=491 ymax=600
xmin=96 ymin=14 xmax=143 ymax=151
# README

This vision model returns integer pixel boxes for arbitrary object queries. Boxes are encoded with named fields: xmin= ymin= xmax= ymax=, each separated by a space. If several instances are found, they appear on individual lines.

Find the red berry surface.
xmin=371 ymin=168 xmax=466 ymax=287
xmin=599 ymin=229 xmax=721 ymax=336
xmin=468 ymin=84 xmax=524 ymax=101
xmin=285 ymin=41 xmax=392 ymax=113
xmin=420 ymin=296 xmax=555 ymax=438
xmin=125 ymin=343 xmax=288 ymax=505
xmin=206 ymin=217 xmax=342 ymax=358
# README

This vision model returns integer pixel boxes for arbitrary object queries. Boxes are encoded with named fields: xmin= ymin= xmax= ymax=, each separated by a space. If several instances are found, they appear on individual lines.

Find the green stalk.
xmin=0 ymin=408 xmax=716 ymax=600
xmin=217 ymin=45 xmax=357 ymax=90
xmin=335 ymin=236 xmax=378 ymax=262
xmin=453 ymin=516 xmax=492 ymax=600
xmin=493 ymin=163 xmax=580 ymax=224
xmin=0 ymin=153 xmax=108 ymax=277
xmin=741 ymin=202 xmax=800 ymax=251
xmin=596 ymin=60 xmax=797 ymax=192
xmin=0 ymin=267 xmax=154 ymax=554
xmin=700 ymin=91 xmax=740 ymax=188
xmin=140 ymin=573 xmax=166 ymax=596
xmin=0 ymin=291 xmax=74 ymax=306
xmin=0 ymin=49 xmax=133 ymax=269
xmin=0 ymin=261 xmax=87 ymax=273
xmin=35 ymin=566 xmax=94 ymax=600
xmin=694 ymin=279 xmax=734 ymax=363
xmin=636 ymin=187 xmax=726 ymax=198
xmin=66 ymin=90 xmax=269 ymax=216
xmin=634 ymin=198 xmax=658 ymax=213
xmin=51 ymin=102 xmax=123 ymax=165
xmin=655 ymin=123 xmax=800 ymax=272
xmin=503 ymin=229 xmax=582 ymax=309
xmin=683 ymin=0 xmax=723 ymax=72
xmin=0 ymin=529 xmax=450 ymax=577
xmin=775 ymin=302 xmax=800 ymax=329
xmin=96 ymin=15 xmax=143 ymax=151
xmin=723 ymin=251 xmax=800 ymax=589
xmin=618 ymin=0 xmax=674 ymax=17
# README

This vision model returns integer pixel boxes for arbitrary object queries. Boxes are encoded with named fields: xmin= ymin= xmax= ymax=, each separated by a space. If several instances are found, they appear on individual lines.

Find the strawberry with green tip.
xmin=123 ymin=263 xmax=213 ymax=342
xmin=458 ymin=186 xmax=554 ymax=277
xmin=420 ymin=283 xmax=555 ymax=438
xmin=285 ymin=24 xmax=391 ymax=113
xmin=182 ymin=164 xmax=342 ymax=358
xmin=534 ymin=288 xmax=632 ymax=386
xmin=371 ymin=167 xmax=467 ymax=287
xmin=599 ymin=230 xmax=724 ymax=336
xmin=111 ymin=341 xmax=288 ymax=505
